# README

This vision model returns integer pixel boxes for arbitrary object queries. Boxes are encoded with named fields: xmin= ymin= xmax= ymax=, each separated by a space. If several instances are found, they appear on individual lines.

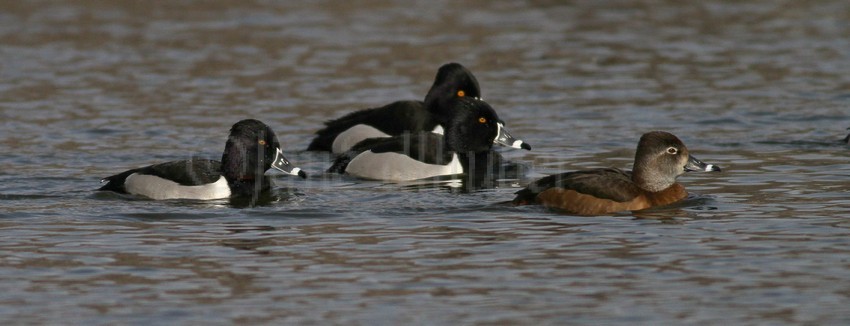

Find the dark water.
xmin=2 ymin=1 xmax=850 ymax=324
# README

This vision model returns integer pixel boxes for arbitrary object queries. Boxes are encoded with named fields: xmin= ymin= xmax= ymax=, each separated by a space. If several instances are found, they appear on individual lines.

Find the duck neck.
xmin=632 ymin=167 xmax=677 ymax=193
xmin=221 ymin=144 xmax=268 ymax=193
xmin=442 ymin=130 xmax=491 ymax=155
xmin=456 ymin=150 xmax=502 ymax=176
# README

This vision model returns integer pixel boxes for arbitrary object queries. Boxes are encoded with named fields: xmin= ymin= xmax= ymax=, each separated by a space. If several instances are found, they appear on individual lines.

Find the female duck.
xmin=99 ymin=119 xmax=306 ymax=200
xmin=513 ymin=131 xmax=720 ymax=215
xmin=328 ymin=97 xmax=530 ymax=181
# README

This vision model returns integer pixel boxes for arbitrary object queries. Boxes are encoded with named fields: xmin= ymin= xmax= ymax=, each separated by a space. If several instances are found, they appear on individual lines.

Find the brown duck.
xmin=513 ymin=131 xmax=721 ymax=215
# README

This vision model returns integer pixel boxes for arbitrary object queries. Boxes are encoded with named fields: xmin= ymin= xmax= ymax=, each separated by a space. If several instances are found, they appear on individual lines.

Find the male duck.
xmin=307 ymin=63 xmax=482 ymax=153
xmin=99 ymin=119 xmax=306 ymax=200
xmin=328 ymin=97 xmax=530 ymax=181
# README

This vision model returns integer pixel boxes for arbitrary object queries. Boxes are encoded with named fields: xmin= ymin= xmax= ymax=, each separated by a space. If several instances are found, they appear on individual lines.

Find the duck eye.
xmin=258 ymin=140 xmax=267 ymax=146
xmin=666 ymin=147 xmax=677 ymax=154
xmin=457 ymin=90 xmax=465 ymax=97
xmin=478 ymin=117 xmax=487 ymax=124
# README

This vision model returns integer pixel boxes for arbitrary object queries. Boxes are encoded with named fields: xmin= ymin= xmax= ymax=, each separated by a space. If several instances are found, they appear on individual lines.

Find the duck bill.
xmin=684 ymin=155 xmax=721 ymax=172
xmin=271 ymin=148 xmax=307 ymax=179
xmin=494 ymin=122 xmax=532 ymax=150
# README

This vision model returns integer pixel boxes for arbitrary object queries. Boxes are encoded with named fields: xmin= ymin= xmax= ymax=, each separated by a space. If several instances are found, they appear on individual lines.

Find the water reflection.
xmin=2 ymin=0 xmax=850 ymax=324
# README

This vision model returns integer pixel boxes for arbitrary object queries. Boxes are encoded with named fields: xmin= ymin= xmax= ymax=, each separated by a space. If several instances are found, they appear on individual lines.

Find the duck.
xmin=328 ymin=97 xmax=531 ymax=181
xmin=99 ymin=119 xmax=306 ymax=200
xmin=512 ymin=131 xmax=720 ymax=215
xmin=306 ymin=62 xmax=482 ymax=153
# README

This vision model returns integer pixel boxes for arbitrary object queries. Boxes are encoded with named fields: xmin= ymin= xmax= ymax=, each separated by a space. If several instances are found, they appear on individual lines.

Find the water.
xmin=2 ymin=0 xmax=850 ymax=324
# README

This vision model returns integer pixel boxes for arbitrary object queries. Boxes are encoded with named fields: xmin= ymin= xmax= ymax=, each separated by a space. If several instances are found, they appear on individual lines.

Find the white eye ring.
xmin=666 ymin=147 xmax=678 ymax=154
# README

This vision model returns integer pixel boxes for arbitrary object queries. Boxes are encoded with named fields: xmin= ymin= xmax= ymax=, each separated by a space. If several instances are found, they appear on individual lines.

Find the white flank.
xmin=704 ymin=164 xmax=714 ymax=171
xmin=332 ymin=124 xmax=391 ymax=154
xmin=345 ymin=151 xmax=462 ymax=181
xmin=431 ymin=125 xmax=445 ymax=135
xmin=124 ymin=173 xmax=231 ymax=200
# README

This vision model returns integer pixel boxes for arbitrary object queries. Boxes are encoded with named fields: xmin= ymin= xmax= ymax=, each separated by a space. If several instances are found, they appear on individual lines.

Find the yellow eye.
xmin=258 ymin=140 xmax=267 ymax=146
xmin=457 ymin=90 xmax=465 ymax=97
xmin=478 ymin=117 xmax=487 ymax=124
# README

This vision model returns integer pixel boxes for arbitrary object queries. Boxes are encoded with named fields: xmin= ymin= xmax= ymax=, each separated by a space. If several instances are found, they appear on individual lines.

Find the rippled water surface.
xmin=2 ymin=1 xmax=850 ymax=324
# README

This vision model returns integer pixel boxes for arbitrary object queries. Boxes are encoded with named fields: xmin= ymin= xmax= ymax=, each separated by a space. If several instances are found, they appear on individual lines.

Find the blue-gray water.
xmin=2 ymin=1 xmax=850 ymax=324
